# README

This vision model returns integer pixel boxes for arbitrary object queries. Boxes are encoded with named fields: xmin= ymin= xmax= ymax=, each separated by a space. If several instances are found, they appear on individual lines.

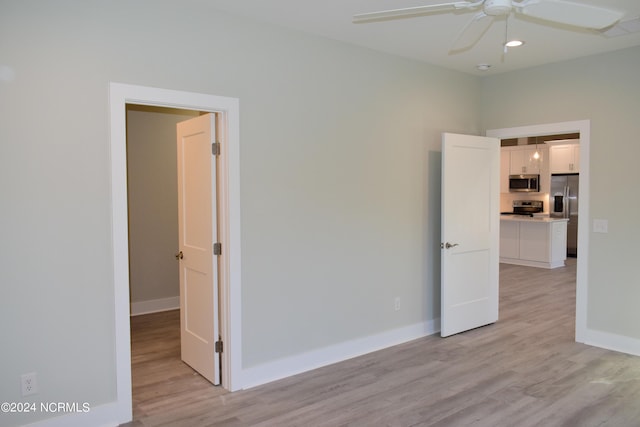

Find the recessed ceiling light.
xmin=476 ymin=63 xmax=491 ymax=71
xmin=505 ymin=40 xmax=525 ymax=48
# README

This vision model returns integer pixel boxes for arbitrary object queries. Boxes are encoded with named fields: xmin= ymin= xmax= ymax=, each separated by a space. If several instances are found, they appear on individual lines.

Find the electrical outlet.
xmin=21 ymin=372 xmax=38 ymax=396
xmin=394 ymin=297 xmax=401 ymax=311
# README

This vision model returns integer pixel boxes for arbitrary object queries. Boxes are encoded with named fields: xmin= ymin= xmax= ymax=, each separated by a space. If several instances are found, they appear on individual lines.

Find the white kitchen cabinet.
xmin=549 ymin=220 xmax=569 ymax=263
xmin=549 ymin=142 xmax=579 ymax=173
xmin=499 ymin=220 xmax=519 ymax=258
xmin=538 ymin=149 xmax=550 ymax=195
xmin=510 ymin=147 xmax=543 ymax=175
xmin=500 ymin=217 xmax=568 ymax=269
xmin=502 ymin=145 xmax=547 ymax=175
xmin=519 ymin=221 xmax=549 ymax=262
xmin=500 ymin=148 xmax=511 ymax=193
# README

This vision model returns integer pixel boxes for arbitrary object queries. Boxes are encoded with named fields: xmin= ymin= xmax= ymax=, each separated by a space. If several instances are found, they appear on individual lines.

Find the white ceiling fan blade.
xmin=353 ymin=1 xmax=481 ymax=24
xmin=516 ymin=0 xmax=625 ymax=30
xmin=449 ymin=12 xmax=495 ymax=53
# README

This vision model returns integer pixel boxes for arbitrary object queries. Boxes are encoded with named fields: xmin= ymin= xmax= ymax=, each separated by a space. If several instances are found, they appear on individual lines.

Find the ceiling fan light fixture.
xmin=353 ymin=0 xmax=627 ymax=65
xmin=505 ymin=39 xmax=524 ymax=48
xmin=476 ymin=63 xmax=491 ymax=71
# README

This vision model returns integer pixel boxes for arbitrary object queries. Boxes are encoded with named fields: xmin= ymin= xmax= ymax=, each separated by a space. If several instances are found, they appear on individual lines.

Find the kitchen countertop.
xmin=500 ymin=214 xmax=569 ymax=223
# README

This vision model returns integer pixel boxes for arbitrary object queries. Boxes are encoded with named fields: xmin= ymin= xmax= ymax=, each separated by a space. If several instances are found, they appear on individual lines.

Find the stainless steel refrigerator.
xmin=550 ymin=174 xmax=579 ymax=257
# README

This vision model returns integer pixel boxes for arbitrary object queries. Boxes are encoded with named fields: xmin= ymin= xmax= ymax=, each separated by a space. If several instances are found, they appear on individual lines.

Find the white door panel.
xmin=177 ymin=113 xmax=220 ymax=385
xmin=441 ymin=133 xmax=500 ymax=337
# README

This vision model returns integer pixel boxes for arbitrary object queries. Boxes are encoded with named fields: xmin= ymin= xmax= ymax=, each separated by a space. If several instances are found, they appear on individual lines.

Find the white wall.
xmin=126 ymin=106 xmax=198 ymax=312
xmin=0 ymin=1 xmax=480 ymax=425
xmin=480 ymin=47 xmax=640 ymax=341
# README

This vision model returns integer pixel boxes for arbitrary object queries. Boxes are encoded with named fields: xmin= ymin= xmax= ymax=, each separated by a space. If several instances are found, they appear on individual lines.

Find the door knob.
xmin=441 ymin=242 xmax=459 ymax=249
xmin=175 ymin=251 xmax=183 ymax=260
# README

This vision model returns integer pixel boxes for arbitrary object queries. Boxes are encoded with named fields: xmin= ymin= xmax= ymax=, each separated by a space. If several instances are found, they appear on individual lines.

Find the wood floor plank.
xmin=122 ymin=259 xmax=640 ymax=426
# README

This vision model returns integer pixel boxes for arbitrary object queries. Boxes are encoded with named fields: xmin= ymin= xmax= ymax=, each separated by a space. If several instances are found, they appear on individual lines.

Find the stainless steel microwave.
xmin=509 ymin=174 xmax=540 ymax=192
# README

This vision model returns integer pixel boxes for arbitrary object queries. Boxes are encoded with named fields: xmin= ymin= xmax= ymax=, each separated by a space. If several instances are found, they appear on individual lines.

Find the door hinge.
xmin=212 ymin=141 xmax=221 ymax=156
xmin=213 ymin=242 xmax=222 ymax=255
xmin=215 ymin=340 xmax=223 ymax=353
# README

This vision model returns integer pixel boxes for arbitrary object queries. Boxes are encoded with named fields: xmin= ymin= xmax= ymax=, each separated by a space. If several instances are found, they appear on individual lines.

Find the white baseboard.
xmin=241 ymin=318 xmax=441 ymax=389
xmin=580 ymin=328 xmax=640 ymax=357
xmin=130 ymin=296 xmax=179 ymax=316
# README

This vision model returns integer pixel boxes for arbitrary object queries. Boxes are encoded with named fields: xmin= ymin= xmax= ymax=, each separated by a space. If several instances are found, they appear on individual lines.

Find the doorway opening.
xmin=126 ymin=105 xmax=199 ymax=318
xmin=487 ymin=120 xmax=590 ymax=344
xmin=500 ymin=132 xmax=580 ymax=260
xmin=126 ymin=106 xmax=218 ymax=412
xmin=109 ymin=83 xmax=242 ymax=424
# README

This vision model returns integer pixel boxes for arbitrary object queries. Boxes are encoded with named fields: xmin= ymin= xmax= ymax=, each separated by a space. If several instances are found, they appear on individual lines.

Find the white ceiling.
xmin=207 ymin=0 xmax=640 ymax=75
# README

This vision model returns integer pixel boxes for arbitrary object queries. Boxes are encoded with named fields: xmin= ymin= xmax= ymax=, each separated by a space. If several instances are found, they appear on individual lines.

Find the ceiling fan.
xmin=353 ymin=0 xmax=625 ymax=52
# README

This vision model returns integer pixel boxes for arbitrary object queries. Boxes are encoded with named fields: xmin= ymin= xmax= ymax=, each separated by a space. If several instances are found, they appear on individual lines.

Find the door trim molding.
xmin=109 ymin=83 xmax=242 ymax=424
xmin=486 ymin=119 xmax=589 ymax=344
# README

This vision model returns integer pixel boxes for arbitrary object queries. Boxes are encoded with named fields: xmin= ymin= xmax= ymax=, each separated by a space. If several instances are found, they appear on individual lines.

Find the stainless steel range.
xmin=501 ymin=200 xmax=543 ymax=217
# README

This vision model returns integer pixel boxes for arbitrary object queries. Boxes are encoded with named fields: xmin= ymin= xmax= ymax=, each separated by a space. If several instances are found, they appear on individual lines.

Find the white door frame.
xmin=109 ymin=83 xmax=242 ymax=424
xmin=486 ymin=120 xmax=589 ymax=343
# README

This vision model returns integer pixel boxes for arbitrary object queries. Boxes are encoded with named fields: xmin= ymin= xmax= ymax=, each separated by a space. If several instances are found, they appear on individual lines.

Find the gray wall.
xmin=0 ymin=1 xmax=479 ymax=425
xmin=480 ymin=47 xmax=640 ymax=339
xmin=126 ymin=106 xmax=199 ymax=307
xmin=3 ymin=0 xmax=638 ymax=425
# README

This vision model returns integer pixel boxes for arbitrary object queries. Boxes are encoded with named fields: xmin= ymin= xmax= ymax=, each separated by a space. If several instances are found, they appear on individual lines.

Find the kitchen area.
xmin=499 ymin=136 xmax=580 ymax=269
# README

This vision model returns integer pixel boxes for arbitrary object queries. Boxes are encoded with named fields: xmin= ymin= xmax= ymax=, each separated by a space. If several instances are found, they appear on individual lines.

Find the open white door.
xmin=441 ymin=133 xmax=500 ymax=337
xmin=176 ymin=113 xmax=220 ymax=384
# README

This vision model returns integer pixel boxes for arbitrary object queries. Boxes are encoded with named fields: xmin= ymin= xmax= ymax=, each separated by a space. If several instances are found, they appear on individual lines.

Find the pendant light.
xmin=532 ymin=136 xmax=542 ymax=163
xmin=533 ymin=139 xmax=540 ymax=160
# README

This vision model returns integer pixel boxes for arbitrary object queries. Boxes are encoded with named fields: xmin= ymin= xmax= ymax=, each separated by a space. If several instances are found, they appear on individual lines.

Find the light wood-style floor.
xmin=123 ymin=259 xmax=640 ymax=426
